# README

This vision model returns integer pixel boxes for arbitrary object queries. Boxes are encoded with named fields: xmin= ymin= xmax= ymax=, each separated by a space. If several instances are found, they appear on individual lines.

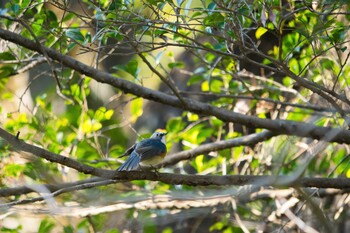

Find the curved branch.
xmin=0 ymin=128 xmax=116 ymax=179
xmin=160 ymin=130 xmax=275 ymax=167
xmin=0 ymin=177 xmax=106 ymax=197
xmin=1 ymin=28 xmax=350 ymax=144
xmin=0 ymin=178 xmax=114 ymax=208
xmin=3 ymin=187 xmax=349 ymax=216
xmin=1 ymin=128 xmax=349 ymax=192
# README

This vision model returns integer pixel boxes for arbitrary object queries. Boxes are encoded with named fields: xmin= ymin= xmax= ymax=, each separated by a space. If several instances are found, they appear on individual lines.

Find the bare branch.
xmin=160 ymin=130 xmax=275 ymax=167
xmin=0 ymin=128 xmax=349 ymax=193
xmin=0 ymin=177 xmax=106 ymax=197
xmin=0 ymin=29 xmax=349 ymax=143
xmin=0 ymin=127 xmax=115 ymax=179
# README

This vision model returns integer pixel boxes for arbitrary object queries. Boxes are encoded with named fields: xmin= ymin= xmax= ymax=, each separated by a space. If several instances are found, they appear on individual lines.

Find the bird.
xmin=117 ymin=129 xmax=168 ymax=171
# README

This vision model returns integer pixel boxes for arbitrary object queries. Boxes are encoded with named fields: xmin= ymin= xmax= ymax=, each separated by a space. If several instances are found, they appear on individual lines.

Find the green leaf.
xmin=67 ymin=42 xmax=77 ymax=51
xmin=92 ymin=121 xmax=102 ymax=131
xmin=0 ymin=225 xmax=23 ymax=232
xmin=108 ymin=0 xmax=123 ymax=9
xmin=289 ymin=58 xmax=299 ymax=74
xmin=209 ymin=79 xmax=223 ymax=92
xmin=203 ymin=12 xmax=224 ymax=28
xmin=105 ymin=229 xmax=119 ymax=233
xmin=166 ymin=117 xmax=186 ymax=133
xmin=104 ymin=109 xmax=114 ymax=120
xmin=46 ymin=9 xmax=58 ymax=28
xmin=130 ymin=98 xmax=143 ymax=122
xmin=32 ymin=19 xmax=44 ymax=34
xmin=117 ymin=60 xmax=139 ymax=78
xmin=94 ymin=107 xmax=114 ymax=121
xmin=94 ymin=107 xmax=107 ymax=121
xmin=3 ymin=164 xmax=25 ymax=178
xmin=11 ymin=4 xmax=20 ymax=14
xmin=0 ymin=52 xmax=16 ymax=60
xmin=283 ymin=76 xmax=293 ymax=86
xmin=168 ymin=61 xmax=184 ymax=69
xmin=70 ymin=84 xmax=81 ymax=98
xmin=65 ymin=28 xmax=85 ymax=43
xmin=204 ymin=52 xmax=216 ymax=62
xmin=81 ymin=119 xmax=91 ymax=133
xmin=187 ymin=75 xmax=204 ymax=86
xmin=162 ymin=227 xmax=173 ymax=233
xmin=210 ymin=117 xmax=223 ymax=127
xmin=0 ymin=66 xmax=14 ymax=77
xmin=187 ymin=112 xmax=199 ymax=121
xmin=46 ymin=10 xmax=57 ymax=22
xmin=255 ymin=27 xmax=268 ymax=39
xmin=210 ymin=221 xmax=225 ymax=231
xmin=194 ymin=154 xmax=204 ymax=171
xmin=154 ymin=29 xmax=167 ymax=37
xmin=191 ymin=11 xmax=203 ymax=20
xmin=148 ymin=0 xmax=167 ymax=6
xmin=1 ymin=91 xmax=13 ymax=100
xmin=38 ymin=219 xmax=55 ymax=233
xmin=63 ymin=226 xmax=74 ymax=233
xmin=207 ymin=2 xmax=216 ymax=11
xmin=202 ymin=80 xmax=209 ymax=91
xmin=63 ymin=12 xmax=75 ymax=22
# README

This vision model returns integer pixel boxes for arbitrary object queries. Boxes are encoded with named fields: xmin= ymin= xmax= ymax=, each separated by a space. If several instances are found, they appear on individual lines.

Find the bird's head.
xmin=151 ymin=129 xmax=168 ymax=142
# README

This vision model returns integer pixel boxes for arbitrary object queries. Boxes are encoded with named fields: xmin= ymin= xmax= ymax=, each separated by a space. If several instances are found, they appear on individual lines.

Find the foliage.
xmin=0 ymin=0 xmax=349 ymax=232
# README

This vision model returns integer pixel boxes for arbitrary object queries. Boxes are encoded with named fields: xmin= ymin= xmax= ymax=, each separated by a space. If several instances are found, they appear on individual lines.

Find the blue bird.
xmin=117 ymin=129 xmax=167 ymax=171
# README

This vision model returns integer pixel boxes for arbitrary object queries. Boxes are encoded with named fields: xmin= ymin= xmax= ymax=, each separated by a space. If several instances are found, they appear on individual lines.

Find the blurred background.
xmin=0 ymin=0 xmax=349 ymax=232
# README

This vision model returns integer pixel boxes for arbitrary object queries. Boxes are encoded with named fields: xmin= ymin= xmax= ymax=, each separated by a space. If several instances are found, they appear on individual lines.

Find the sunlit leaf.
xmin=167 ymin=117 xmax=186 ymax=133
xmin=130 ymin=98 xmax=143 ymax=122
xmin=289 ymin=58 xmax=300 ymax=74
xmin=255 ymin=27 xmax=268 ymax=39
xmin=105 ymin=109 xmax=114 ymax=120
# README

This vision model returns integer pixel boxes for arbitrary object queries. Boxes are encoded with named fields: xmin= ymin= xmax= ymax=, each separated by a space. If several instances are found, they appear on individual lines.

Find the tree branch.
xmin=0 ymin=128 xmax=116 ymax=179
xmin=0 ymin=177 xmax=107 ymax=197
xmin=160 ymin=130 xmax=276 ymax=167
xmin=1 ymin=127 xmax=349 ymax=192
xmin=4 ymin=187 xmax=349 ymax=217
xmin=0 ymin=28 xmax=349 ymax=143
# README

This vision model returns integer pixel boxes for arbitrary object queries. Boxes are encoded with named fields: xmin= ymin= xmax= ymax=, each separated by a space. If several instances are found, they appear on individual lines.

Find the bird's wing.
xmin=135 ymin=139 xmax=166 ymax=161
xmin=118 ymin=144 xmax=136 ymax=158
xmin=117 ymin=151 xmax=140 ymax=171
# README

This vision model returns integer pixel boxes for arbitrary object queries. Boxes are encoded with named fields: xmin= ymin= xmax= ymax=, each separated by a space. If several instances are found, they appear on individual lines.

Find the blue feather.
xmin=117 ymin=151 xmax=140 ymax=171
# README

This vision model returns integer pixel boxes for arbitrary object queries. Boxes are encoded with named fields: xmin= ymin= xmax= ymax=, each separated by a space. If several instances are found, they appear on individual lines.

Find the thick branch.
xmin=1 ymin=128 xmax=350 ymax=191
xmin=1 ymin=171 xmax=350 ymax=202
xmin=0 ymin=28 xmax=350 ymax=143
xmin=4 ymin=187 xmax=349 ymax=216
xmin=0 ymin=177 xmax=106 ymax=197
xmin=0 ymin=128 xmax=116 ymax=179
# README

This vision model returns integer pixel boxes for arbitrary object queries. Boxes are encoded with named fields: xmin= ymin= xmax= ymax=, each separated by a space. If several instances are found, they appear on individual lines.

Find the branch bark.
xmin=4 ymin=187 xmax=349 ymax=217
xmin=0 ymin=177 xmax=106 ymax=197
xmin=0 ymin=28 xmax=350 ymax=143
xmin=160 ymin=130 xmax=275 ymax=167
xmin=0 ymin=127 xmax=116 ymax=178
xmin=1 ymin=127 xmax=349 ymax=192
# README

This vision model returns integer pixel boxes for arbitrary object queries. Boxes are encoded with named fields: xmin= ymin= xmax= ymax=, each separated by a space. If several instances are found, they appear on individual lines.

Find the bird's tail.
xmin=117 ymin=151 xmax=140 ymax=171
